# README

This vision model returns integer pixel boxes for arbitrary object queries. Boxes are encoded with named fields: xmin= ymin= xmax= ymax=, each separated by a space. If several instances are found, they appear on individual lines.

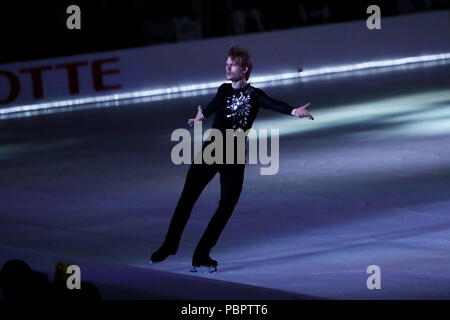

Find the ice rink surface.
xmin=1 ymin=61 xmax=450 ymax=299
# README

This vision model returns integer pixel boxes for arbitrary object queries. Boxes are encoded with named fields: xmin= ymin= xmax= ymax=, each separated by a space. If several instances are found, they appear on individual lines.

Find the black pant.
xmin=162 ymin=161 xmax=245 ymax=256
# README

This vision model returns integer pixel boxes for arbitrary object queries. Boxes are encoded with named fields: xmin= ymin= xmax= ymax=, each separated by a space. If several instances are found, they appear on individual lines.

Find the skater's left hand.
xmin=291 ymin=103 xmax=314 ymax=120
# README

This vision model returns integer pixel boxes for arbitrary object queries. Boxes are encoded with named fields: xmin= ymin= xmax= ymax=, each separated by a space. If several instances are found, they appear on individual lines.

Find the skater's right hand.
xmin=188 ymin=105 xmax=205 ymax=126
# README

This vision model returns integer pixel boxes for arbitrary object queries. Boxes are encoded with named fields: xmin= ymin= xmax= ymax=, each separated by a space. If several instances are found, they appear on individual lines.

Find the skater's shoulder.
xmin=250 ymin=85 xmax=265 ymax=95
xmin=218 ymin=83 xmax=230 ymax=90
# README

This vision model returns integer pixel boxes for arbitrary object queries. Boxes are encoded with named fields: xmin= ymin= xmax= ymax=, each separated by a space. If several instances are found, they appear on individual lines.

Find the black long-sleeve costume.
xmin=203 ymin=83 xmax=295 ymax=132
xmin=161 ymin=83 xmax=295 ymax=265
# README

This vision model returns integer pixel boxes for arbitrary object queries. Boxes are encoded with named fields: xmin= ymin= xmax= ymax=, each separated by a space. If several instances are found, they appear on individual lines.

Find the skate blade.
xmin=150 ymin=258 xmax=162 ymax=265
xmin=150 ymin=252 xmax=176 ymax=264
xmin=150 ymin=259 xmax=165 ymax=265
xmin=190 ymin=266 xmax=217 ymax=273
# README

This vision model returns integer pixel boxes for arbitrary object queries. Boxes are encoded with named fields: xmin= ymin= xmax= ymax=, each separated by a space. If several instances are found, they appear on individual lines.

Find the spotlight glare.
xmin=1 ymin=53 xmax=450 ymax=119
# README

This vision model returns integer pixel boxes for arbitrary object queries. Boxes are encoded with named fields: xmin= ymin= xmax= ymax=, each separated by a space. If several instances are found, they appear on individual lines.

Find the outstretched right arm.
xmin=188 ymin=84 xmax=224 ymax=126
xmin=202 ymin=84 xmax=225 ymax=119
xmin=188 ymin=105 xmax=205 ymax=126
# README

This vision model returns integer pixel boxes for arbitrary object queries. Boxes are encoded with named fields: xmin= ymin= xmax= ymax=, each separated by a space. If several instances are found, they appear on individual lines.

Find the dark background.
xmin=1 ymin=0 xmax=449 ymax=64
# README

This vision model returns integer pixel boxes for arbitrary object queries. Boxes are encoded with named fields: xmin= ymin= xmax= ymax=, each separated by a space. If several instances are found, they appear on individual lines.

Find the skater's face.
xmin=226 ymin=56 xmax=248 ymax=81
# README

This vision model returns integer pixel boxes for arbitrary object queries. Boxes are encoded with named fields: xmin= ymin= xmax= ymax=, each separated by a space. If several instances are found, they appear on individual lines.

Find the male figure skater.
xmin=151 ymin=45 xmax=314 ymax=272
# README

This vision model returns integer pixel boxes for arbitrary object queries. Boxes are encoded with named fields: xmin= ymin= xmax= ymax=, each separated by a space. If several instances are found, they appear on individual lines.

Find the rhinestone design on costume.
xmin=225 ymin=87 xmax=254 ymax=129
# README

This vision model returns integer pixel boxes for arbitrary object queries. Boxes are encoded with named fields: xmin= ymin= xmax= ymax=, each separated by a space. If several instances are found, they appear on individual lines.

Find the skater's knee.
xmin=179 ymin=190 xmax=200 ymax=203
xmin=218 ymin=198 xmax=239 ymax=211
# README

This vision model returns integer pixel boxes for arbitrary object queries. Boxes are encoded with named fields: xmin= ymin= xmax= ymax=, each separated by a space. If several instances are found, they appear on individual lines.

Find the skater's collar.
xmin=229 ymin=82 xmax=250 ymax=91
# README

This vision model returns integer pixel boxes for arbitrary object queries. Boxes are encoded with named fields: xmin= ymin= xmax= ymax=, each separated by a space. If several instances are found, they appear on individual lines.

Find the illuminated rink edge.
xmin=1 ymin=53 xmax=450 ymax=120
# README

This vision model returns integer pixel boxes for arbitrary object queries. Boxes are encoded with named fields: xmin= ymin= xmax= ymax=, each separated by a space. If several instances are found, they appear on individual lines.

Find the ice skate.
xmin=190 ymin=254 xmax=218 ymax=273
xmin=150 ymin=245 xmax=176 ymax=263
